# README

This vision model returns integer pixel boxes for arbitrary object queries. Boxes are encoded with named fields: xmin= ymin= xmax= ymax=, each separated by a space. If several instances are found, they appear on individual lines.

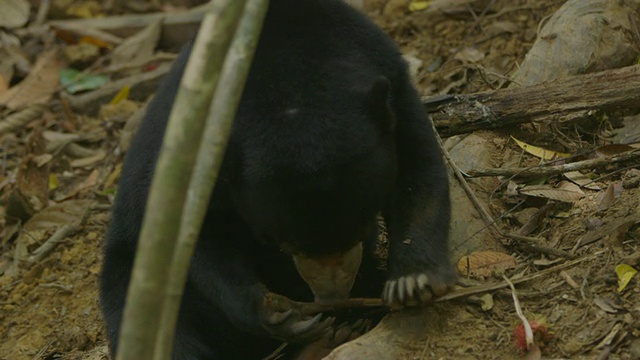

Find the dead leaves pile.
xmin=0 ymin=1 xmax=190 ymax=284
xmin=455 ymin=131 xmax=640 ymax=357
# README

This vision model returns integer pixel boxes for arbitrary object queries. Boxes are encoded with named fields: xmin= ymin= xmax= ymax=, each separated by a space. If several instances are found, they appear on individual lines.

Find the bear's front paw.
xmin=295 ymin=319 xmax=371 ymax=360
xmin=383 ymin=272 xmax=453 ymax=308
xmin=261 ymin=308 xmax=335 ymax=344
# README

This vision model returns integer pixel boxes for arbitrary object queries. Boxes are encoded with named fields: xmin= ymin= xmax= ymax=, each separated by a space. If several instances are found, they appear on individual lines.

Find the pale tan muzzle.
xmin=292 ymin=243 xmax=363 ymax=305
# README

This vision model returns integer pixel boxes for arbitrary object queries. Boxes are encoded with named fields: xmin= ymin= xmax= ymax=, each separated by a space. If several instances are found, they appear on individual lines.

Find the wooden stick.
xmin=287 ymin=250 xmax=603 ymax=316
xmin=466 ymin=149 xmax=640 ymax=178
xmin=436 ymin=250 xmax=604 ymax=302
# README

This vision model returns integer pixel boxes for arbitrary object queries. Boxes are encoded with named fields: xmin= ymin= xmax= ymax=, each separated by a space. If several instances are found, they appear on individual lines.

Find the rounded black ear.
xmin=367 ymin=76 xmax=395 ymax=132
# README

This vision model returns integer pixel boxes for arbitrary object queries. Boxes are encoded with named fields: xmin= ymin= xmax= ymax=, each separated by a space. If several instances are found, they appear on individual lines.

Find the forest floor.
xmin=1 ymin=0 xmax=639 ymax=359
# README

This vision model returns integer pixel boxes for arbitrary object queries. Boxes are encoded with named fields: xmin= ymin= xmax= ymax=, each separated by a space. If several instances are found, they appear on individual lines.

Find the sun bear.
xmin=100 ymin=0 xmax=455 ymax=358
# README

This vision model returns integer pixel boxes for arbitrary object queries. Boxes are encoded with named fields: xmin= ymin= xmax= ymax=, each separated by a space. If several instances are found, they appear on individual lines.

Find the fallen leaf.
xmin=79 ymin=36 xmax=113 ymax=49
xmin=606 ymin=220 xmax=635 ymax=249
xmin=564 ymin=170 xmax=600 ymax=190
xmin=454 ymin=47 xmax=485 ymax=63
xmin=408 ymin=0 xmax=430 ymax=11
xmin=107 ymin=20 xmax=162 ymax=70
xmin=110 ymin=85 xmax=131 ymax=105
xmin=49 ymin=174 xmax=58 ymax=191
xmin=70 ymin=149 xmax=107 ymax=167
xmin=7 ymin=129 xmax=50 ymax=219
xmin=597 ymin=183 xmax=616 ymax=211
xmin=593 ymin=297 xmax=617 ymax=313
xmin=54 ymin=169 xmax=99 ymax=201
xmin=0 ymin=0 xmax=30 ymax=28
xmin=458 ymin=251 xmax=517 ymax=278
xmin=519 ymin=181 xmax=585 ymax=202
xmin=578 ymin=215 xmax=640 ymax=247
xmin=480 ymin=293 xmax=493 ymax=311
xmin=595 ymin=144 xmax=635 ymax=157
xmin=7 ymin=200 xmax=93 ymax=275
xmin=485 ymin=21 xmax=519 ymax=36
xmin=533 ymin=258 xmax=563 ymax=266
xmin=0 ymin=49 xmax=61 ymax=109
xmin=66 ymin=0 xmax=102 ymax=18
xmin=615 ymin=264 xmax=637 ymax=293
xmin=99 ymin=99 xmax=139 ymax=122
xmin=511 ymin=136 xmax=570 ymax=160
xmin=517 ymin=203 xmax=554 ymax=236
xmin=63 ymin=43 xmax=101 ymax=67
xmin=60 ymin=68 xmax=109 ymax=94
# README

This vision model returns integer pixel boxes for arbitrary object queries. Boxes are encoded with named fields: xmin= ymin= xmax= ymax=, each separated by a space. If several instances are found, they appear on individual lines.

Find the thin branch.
xmin=505 ymin=233 xmax=574 ymax=259
xmin=467 ymin=149 xmax=640 ymax=179
xmin=430 ymin=119 xmax=503 ymax=240
xmin=436 ymin=251 xmax=604 ymax=302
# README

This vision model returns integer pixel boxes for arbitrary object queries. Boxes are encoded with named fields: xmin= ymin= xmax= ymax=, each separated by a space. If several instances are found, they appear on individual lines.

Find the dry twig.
xmin=467 ymin=149 xmax=640 ymax=178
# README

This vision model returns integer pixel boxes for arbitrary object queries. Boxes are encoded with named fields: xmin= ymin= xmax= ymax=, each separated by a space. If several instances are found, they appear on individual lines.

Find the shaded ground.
xmin=1 ymin=0 xmax=639 ymax=359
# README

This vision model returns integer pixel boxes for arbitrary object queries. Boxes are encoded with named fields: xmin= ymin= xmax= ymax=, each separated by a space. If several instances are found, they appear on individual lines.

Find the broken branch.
xmin=426 ymin=65 xmax=640 ymax=137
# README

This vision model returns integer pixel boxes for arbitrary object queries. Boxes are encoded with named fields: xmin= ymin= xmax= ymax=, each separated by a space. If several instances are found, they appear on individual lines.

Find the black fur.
xmin=100 ymin=0 xmax=454 ymax=358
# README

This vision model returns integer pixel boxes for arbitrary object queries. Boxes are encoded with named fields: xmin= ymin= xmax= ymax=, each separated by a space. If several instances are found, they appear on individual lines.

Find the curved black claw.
xmin=294 ymin=319 xmax=372 ymax=360
xmin=383 ymin=272 xmax=451 ymax=308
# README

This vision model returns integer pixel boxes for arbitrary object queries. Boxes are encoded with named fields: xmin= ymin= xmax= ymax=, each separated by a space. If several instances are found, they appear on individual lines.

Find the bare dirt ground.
xmin=1 ymin=0 xmax=639 ymax=359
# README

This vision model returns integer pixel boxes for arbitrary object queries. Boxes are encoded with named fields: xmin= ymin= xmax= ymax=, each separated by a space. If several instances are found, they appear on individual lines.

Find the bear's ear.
xmin=367 ymin=76 xmax=395 ymax=132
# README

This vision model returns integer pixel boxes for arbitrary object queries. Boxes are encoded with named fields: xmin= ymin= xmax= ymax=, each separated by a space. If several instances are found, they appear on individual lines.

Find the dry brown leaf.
xmin=506 ymin=180 xmax=518 ymax=196
xmin=458 ymin=251 xmax=518 ymax=278
xmin=564 ymin=170 xmax=600 ymax=190
xmin=519 ymin=181 xmax=585 ymax=202
xmin=597 ymin=183 xmax=615 ymax=211
xmin=0 ymin=0 xmax=30 ymax=28
xmin=107 ymin=19 xmax=162 ymax=71
xmin=70 ymin=149 xmax=107 ymax=167
xmin=595 ymin=144 xmax=635 ymax=157
xmin=7 ymin=199 xmax=93 ymax=276
xmin=578 ymin=214 xmax=640 ymax=247
xmin=453 ymin=47 xmax=485 ymax=63
xmin=0 ymin=49 xmax=61 ymax=109
xmin=517 ymin=203 xmax=554 ymax=236
xmin=485 ymin=21 xmax=518 ymax=36
xmin=5 ymin=129 xmax=50 ymax=220
xmin=54 ymin=169 xmax=100 ymax=201
xmin=593 ymin=297 xmax=617 ymax=313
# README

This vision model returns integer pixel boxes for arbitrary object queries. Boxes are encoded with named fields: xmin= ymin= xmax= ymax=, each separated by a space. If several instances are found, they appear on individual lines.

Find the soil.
xmin=1 ymin=0 xmax=639 ymax=359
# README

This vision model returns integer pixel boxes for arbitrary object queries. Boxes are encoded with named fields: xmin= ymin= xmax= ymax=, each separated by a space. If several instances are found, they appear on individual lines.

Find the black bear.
xmin=100 ymin=0 xmax=455 ymax=359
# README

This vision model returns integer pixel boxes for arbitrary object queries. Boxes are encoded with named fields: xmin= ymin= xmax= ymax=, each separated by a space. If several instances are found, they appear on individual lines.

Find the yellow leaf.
xmin=511 ymin=136 xmax=570 ymax=160
xmin=49 ymin=174 xmax=58 ymax=191
xmin=409 ymin=1 xmax=430 ymax=12
xmin=66 ymin=1 xmax=103 ymax=19
xmin=616 ymin=264 xmax=637 ymax=293
xmin=110 ymin=85 xmax=130 ymax=105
